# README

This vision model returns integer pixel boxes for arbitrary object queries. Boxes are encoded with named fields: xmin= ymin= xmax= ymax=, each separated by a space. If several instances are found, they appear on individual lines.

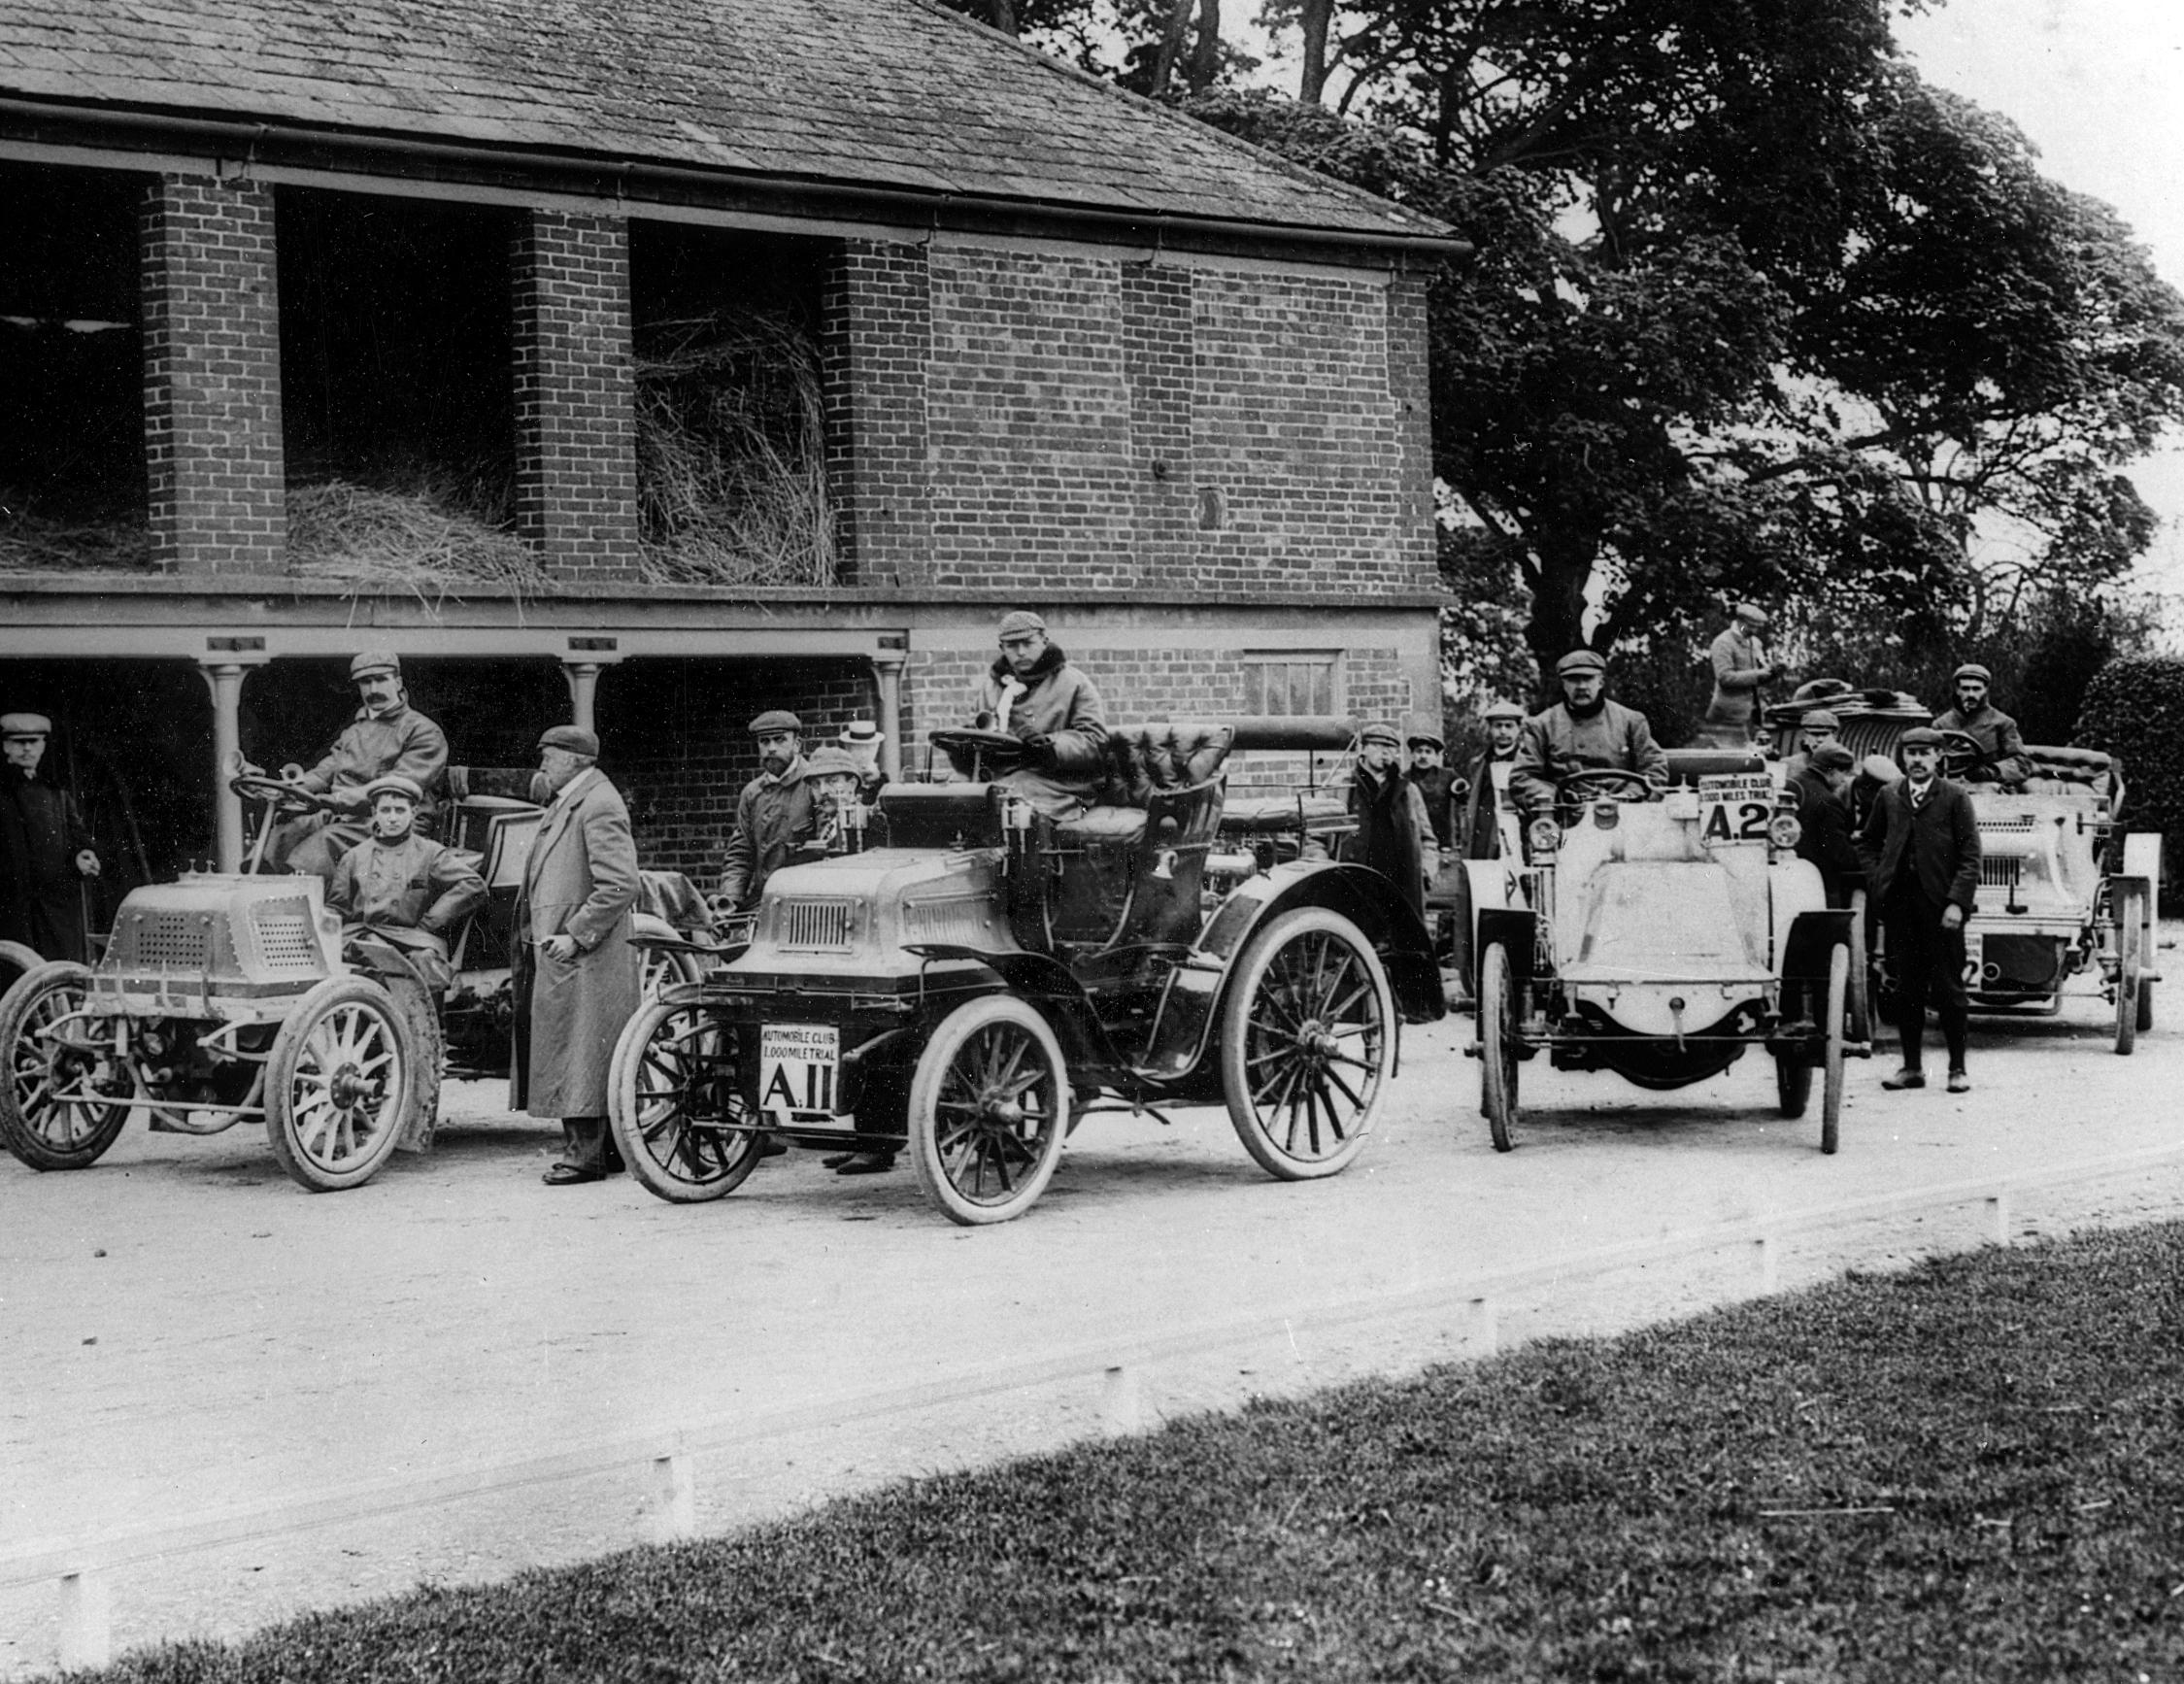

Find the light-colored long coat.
xmin=511 ymin=768 xmax=642 ymax=1119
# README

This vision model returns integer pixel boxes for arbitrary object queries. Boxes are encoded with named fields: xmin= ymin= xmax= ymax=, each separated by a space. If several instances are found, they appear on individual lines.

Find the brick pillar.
xmin=821 ymin=240 xmax=931 ymax=588
xmin=1123 ymin=260 xmax=1193 ymax=583
xmin=512 ymin=211 xmax=639 ymax=582
xmin=140 ymin=175 xmax=285 ymax=575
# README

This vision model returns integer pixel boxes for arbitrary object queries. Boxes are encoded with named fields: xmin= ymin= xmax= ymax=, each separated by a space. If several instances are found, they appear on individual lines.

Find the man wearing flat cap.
xmin=717 ymin=710 xmax=819 ymax=915
xmin=261 ymin=650 xmax=450 ymax=882
xmin=514 ymin=724 xmax=644 ymax=1185
xmin=1458 ymin=700 xmax=1528 ymax=862
xmin=1858 ymin=725 xmax=1981 ymax=1094
xmin=1781 ymin=708 xmax=1842 ymax=784
xmin=1787 ymin=743 xmax=1865 ymax=909
xmin=326 ymin=774 xmax=486 ymax=994
xmin=949 ymin=610 xmax=1110 ymax=819
xmin=0 ymin=712 xmax=100 ymax=964
xmin=1511 ymin=651 xmax=1668 ymax=818
xmin=1405 ymin=731 xmax=1459 ymax=854
xmin=1699 ymin=603 xmax=1783 ymax=747
xmin=1347 ymin=722 xmax=1433 ymax=919
xmin=1932 ymin=663 xmax=2033 ymax=786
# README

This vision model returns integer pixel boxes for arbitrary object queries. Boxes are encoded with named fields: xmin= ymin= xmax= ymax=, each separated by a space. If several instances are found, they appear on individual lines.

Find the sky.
xmin=1895 ymin=0 xmax=2184 ymax=635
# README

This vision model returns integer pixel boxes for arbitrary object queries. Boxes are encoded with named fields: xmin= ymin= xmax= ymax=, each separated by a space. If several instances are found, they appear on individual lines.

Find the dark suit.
xmin=0 ymin=769 xmax=95 ymax=963
xmin=1787 ymin=768 xmax=1864 ymax=908
xmin=1858 ymin=776 xmax=1981 ymax=1073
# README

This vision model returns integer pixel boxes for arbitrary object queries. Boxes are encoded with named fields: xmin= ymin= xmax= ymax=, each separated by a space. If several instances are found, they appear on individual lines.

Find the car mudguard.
xmin=1779 ymin=908 xmax=1851 ymax=988
xmin=1138 ymin=860 xmax=1444 ymax=1085
xmin=1474 ymin=906 xmax=1535 ymax=989
xmin=900 ymin=943 xmax=1138 ymax=1088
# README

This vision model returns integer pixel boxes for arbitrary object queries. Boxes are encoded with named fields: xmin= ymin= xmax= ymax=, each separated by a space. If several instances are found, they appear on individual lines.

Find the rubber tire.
xmin=386 ymin=975 xmax=444 ymax=1153
xmin=609 ymin=996 xmax=764 ymax=1204
xmin=1821 ymin=942 xmax=1847 ymax=1155
xmin=263 ymin=976 xmax=415 ymax=1192
xmin=2112 ymin=884 xmax=2141 ymax=1056
xmin=1480 ymin=942 xmax=1521 ymax=1153
xmin=1220 ymin=905 xmax=1395 ymax=1180
xmin=0 ymin=961 xmax=129 ymax=1171
xmin=2138 ymin=978 xmax=2154 ymax=1034
xmin=0 ymin=938 xmax=44 ymax=998
xmin=1846 ymin=888 xmax=1872 ymax=1044
xmin=908 ymin=994 xmax=1069 ymax=1226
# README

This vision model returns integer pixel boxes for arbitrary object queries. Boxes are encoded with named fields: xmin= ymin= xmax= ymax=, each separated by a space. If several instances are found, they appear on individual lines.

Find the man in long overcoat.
xmin=0 ymin=713 xmax=100 ymax=963
xmin=1857 ymin=725 xmax=1981 ymax=1094
xmin=513 ymin=724 xmax=643 ymax=1185
xmin=952 ymin=610 xmax=1110 ymax=818
xmin=1347 ymin=721 xmax=1431 ymax=920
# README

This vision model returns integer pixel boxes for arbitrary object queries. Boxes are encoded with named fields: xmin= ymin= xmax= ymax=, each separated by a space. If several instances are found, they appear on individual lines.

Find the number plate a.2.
xmin=757 ymin=1024 xmax=852 ymax=1129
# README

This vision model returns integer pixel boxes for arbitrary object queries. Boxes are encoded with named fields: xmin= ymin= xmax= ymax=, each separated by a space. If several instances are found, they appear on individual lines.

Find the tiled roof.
xmin=0 ymin=0 xmax=1448 ymax=243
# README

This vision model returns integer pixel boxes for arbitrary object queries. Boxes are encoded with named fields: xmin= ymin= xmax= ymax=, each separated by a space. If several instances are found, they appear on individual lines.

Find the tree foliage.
xmin=932 ymin=0 xmax=2184 ymax=710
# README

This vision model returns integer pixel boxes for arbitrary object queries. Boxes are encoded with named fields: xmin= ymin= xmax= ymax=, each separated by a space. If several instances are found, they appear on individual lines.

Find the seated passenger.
xmin=1931 ymin=663 xmax=2033 ymax=786
xmin=326 ymin=775 xmax=487 ymax=992
xmin=1510 ymin=650 xmax=1669 ymax=817
xmin=789 ymin=747 xmax=886 ymax=860
xmin=948 ymin=610 xmax=1110 ymax=820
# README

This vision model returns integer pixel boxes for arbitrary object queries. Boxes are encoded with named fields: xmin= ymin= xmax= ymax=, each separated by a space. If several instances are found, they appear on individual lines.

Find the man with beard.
xmin=263 ymin=650 xmax=449 ymax=881
xmin=1858 ymin=725 xmax=1981 ymax=1094
xmin=717 ymin=710 xmax=818 ymax=915
xmin=1511 ymin=651 xmax=1669 ymax=819
xmin=1931 ymin=663 xmax=2033 ymax=786
xmin=0 ymin=713 xmax=100 ymax=963
xmin=952 ymin=611 xmax=1109 ymax=819
xmin=1347 ymin=721 xmax=1432 ymax=920
xmin=515 ymin=724 xmax=644 ymax=1186
xmin=326 ymin=775 xmax=487 ymax=993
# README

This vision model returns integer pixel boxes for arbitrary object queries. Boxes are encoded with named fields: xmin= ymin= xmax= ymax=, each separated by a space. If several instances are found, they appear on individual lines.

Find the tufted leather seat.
xmin=1093 ymin=721 xmax=1234 ymax=807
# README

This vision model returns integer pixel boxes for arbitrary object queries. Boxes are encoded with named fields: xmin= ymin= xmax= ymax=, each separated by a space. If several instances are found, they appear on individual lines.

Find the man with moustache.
xmin=1931 ymin=663 xmax=2033 ymax=787
xmin=1457 ymin=700 xmax=1527 ymax=862
xmin=514 ymin=724 xmax=644 ymax=1186
xmin=1858 ymin=725 xmax=1981 ymax=1094
xmin=264 ymin=650 xmax=449 ymax=881
xmin=1510 ymin=650 xmax=1669 ymax=820
xmin=717 ymin=710 xmax=818 ymax=916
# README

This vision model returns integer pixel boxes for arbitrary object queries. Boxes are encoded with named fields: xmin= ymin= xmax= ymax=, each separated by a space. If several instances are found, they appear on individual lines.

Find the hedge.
xmin=2074 ymin=655 xmax=2184 ymax=885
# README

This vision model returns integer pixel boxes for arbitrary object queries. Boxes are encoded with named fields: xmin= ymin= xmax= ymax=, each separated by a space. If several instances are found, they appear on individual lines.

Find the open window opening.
xmin=275 ymin=186 xmax=531 ymax=595
xmin=629 ymin=222 xmax=833 ymax=588
xmin=0 ymin=163 xmax=151 ymax=572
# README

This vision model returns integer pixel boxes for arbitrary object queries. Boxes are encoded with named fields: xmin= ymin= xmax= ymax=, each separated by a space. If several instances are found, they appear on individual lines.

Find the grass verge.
xmin=66 ymin=1224 xmax=2184 ymax=1682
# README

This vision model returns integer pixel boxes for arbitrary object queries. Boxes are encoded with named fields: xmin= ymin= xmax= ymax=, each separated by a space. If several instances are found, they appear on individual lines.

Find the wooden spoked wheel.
xmin=908 ymin=994 xmax=1070 ymax=1226
xmin=609 ymin=998 xmax=766 ymax=1204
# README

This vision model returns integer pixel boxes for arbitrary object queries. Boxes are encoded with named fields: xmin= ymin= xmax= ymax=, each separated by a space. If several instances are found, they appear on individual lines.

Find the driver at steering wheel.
xmin=1510 ymin=649 xmax=1668 ymax=819
xmin=945 ymin=610 xmax=1110 ymax=820
xmin=1931 ymin=663 xmax=2033 ymax=786
xmin=257 ymin=650 xmax=450 ymax=881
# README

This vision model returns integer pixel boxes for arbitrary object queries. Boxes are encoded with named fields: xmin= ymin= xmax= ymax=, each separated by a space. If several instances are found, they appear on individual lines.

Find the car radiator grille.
xmin=1980 ymin=857 xmax=2024 ymax=888
xmin=902 ymin=895 xmax=995 ymax=946
xmin=1979 ymin=817 xmax=2039 ymax=834
xmin=249 ymin=901 xmax=322 ymax=970
xmin=777 ymin=898 xmax=856 ymax=950
xmin=128 ymin=912 xmax=213 ymax=969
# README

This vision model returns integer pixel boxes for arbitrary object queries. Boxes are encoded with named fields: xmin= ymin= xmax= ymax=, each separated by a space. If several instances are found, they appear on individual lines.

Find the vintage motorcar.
xmin=607 ymin=719 xmax=1446 ymax=1226
xmin=1466 ymin=754 xmax=1860 ymax=1154
xmin=0 ymin=771 xmax=707 ymax=1191
xmin=1763 ymin=687 xmax=2162 ymax=1053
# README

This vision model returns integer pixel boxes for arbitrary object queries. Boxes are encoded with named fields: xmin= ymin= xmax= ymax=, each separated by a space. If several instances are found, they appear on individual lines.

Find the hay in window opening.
xmin=286 ymin=470 xmax=543 ymax=607
xmin=0 ymin=506 xmax=154 ymax=572
xmin=635 ymin=312 xmax=834 ymax=588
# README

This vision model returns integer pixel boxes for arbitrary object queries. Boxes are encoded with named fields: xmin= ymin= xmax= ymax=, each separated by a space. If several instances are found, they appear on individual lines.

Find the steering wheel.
xmin=1934 ymin=728 xmax=1995 ymax=780
xmin=1559 ymin=768 xmax=1658 ymax=802
xmin=929 ymin=727 xmax=1028 ymax=770
xmin=229 ymin=772 xmax=332 ymax=817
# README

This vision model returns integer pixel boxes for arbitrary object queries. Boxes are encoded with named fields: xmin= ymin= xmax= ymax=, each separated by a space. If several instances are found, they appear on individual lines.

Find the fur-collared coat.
xmin=960 ymin=643 xmax=1110 ymax=814
xmin=512 ymin=767 xmax=642 ymax=1119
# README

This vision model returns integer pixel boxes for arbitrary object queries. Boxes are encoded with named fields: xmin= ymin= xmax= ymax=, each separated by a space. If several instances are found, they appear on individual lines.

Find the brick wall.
xmin=513 ymin=211 xmax=640 ymax=581
xmin=598 ymin=657 xmax=879 ymax=883
xmin=140 ymin=175 xmax=285 ymax=575
xmin=827 ymin=241 xmax=1438 ymax=599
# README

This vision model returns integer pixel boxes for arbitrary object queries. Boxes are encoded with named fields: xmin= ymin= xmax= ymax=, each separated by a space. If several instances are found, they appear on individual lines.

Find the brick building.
xmin=0 ymin=0 xmax=1456 ymax=893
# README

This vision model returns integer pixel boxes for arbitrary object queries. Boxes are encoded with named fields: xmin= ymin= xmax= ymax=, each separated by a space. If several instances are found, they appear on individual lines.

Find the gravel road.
xmin=4 ymin=933 xmax=2179 ymax=1676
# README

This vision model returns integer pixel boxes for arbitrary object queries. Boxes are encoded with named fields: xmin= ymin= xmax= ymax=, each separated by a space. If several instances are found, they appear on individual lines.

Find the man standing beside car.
xmin=1858 ymin=725 xmax=1981 ymax=1095
xmin=1511 ymin=650 xmax=1668 ymax=819
xmin=1698 ymin=603 xmax=1782 ymax=747
xmin=952 ymin=610 xmax=1109 ymax=819
xmin=1457 ymin=700 xmax=1527 ymax=861
xmin=514 ymin=724 xmax=643 ymax=1186
xmin=1787 ymin=743 xmax=1865 ymax=910
xmin=717 ymin=710 xmax=818 ymax=916
xmin=1347 ymin=722 xmax=1432 ymax=920
xmin=0 ymin=712 xmax=100 ymax=964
